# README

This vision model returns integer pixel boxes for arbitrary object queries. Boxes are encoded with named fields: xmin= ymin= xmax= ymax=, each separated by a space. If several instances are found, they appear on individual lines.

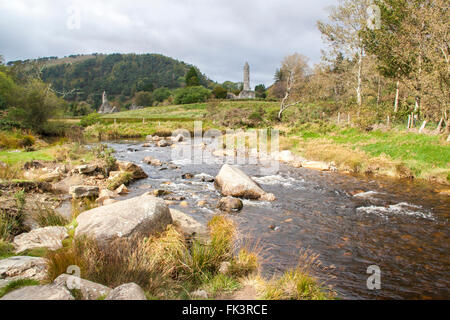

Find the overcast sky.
xmin=0 ymin=0 xmax=336 ymax=86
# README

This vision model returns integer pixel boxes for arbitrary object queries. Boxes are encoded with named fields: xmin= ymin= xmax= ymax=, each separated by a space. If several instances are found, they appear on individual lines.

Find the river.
xmin=104 ymin=139 xmax=449 ymax=300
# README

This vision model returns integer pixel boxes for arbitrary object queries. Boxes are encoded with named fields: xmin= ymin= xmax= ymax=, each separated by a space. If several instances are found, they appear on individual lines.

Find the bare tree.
xmin=277 ymin=53 xmax=309 ymax=120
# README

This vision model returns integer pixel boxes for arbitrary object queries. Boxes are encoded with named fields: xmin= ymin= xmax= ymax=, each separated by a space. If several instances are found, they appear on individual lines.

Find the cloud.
xmin=0 ymin=0 xmax=335 ymax=87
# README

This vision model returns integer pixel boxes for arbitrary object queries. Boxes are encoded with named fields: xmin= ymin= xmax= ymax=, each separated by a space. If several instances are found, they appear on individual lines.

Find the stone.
xmin=302 ymin=161 xmax=330 ymax=171
xmin=191 ymin=289 xmax=208 ymax=299
xmin=53 ymin=274 xmax=111 ymax=300
xmin=0 ymin=284 xmax=74 ymax=300
xmin=13 ymin=226 xmax=68 ymax=253
xmin=197 ymin=200 xmax=207 ymax=207
xmin=170 ymin=209 xmax=207 ymax=237
xmin=171 ymin=134 xmax=184 ymax=143
xmin=145 ymin=135 xmax=153 ymax=141
xmin=75 ymin=164 xmax=97 ymax=174
xmin=215 ymin=164 xmax=275 ymax=201
xmin=117 ymin=161 xmax=148 ymax=179
xmin=142 ymin=143 xmax=151 ymax=148
xmin=39 ymin=170 xmax=61 ymax=182
xmin=115 ymin=184 xmax=129 ymax=194
xmin=75 ymin=193 xmax=172 ymax=245
xmin=164 ymin=195 xmax=185 ymax=201
xmin=194 ymin=173 xmax=215 ymax=182
xmin=0 ymin=256 xmax=48 ymax=281
xmin=98 ymin=188 xmax=117 ymax=199
xmin=52 ymin=175 xmax=85 ymax=194
xmin=105 ymin=283 xmax=147 ymax=300
xmin=69 ymin=185 xmax=99 ymax=199
xmin=157 ymin=139 xmax=171 ymax=147
xmin=143 ymin=156 xmax=162 ymax=166
xmin=182 ymin=173 xmax=194 ymax=179
xmin=180 ymin=201 xmax=189 ymax=207
xmin=219 ymin=261 xmax=231 ymax=275
xmin=23 ymin=160 xmax=45 ymax=170
xmin=153 ymin=189 xmax=172 ymax=197
xmin=217 ymin=197 xmax=243 ymax=212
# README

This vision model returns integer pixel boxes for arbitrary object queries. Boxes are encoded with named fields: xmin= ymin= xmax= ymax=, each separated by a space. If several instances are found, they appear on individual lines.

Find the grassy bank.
xmin=282 ymin=122 xmax=449 ymax=185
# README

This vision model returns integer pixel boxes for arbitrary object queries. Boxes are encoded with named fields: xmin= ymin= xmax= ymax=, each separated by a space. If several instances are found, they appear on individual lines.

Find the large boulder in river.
xmin=214 ymin=164 xmax=276 ymax=201
xmin=13 ymin=226 xmax=68 ymax=253
xmin=75 ymin=193 xmax=172 ymax=245
xmin=117 ymin=161 xmax=148 ymax=179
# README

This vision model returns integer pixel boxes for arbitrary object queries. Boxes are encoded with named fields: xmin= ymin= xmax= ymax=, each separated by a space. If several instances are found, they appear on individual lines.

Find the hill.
xmin=26 ymin=53 xmax=212 ymax=107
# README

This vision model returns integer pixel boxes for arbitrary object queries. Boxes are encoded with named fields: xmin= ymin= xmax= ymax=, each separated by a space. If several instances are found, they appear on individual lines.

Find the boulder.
xmin=39 ymin=170 xmax=61 ymax=182
xmin=181 ymin=173 xmax=194 ymax=179
xmin=0 ymin=284 xmax=74 ymax=300
xmin=75 ymin=164 xmax=97 ymax=174
xmin=143 ymin=156 xmax=162 ymax=166
xmin=0 ymin=256 xmax=48 ymax=281
xmin=69 ymin=185 xmax=99 ymax=199
xmin=145 ymin=135 xmax=153 ymax=141
xmin=75 ymin=193 xmax=172 ymax=245
xmin=171 ymin=134 xmax=184 ymax=143
xmin=194 ymin=173 xmax=215 ymax=182
xmin=23 ymin=160 xmax=45 ymax=170
xmin=157 ymin=140 xmax=171 ymax=147
xmin=142 ymin=143 xmax=151 ymax=148
xmin=274 ymin=150 xmax=295 ymax=162
xmin=115 ymin=184 xmax=129 ymax=195
xmin=117 ymin=161 xmax=148 ymax=179
xmin=53 ymin=274 xmax=111 ymax=300
xmin=170 ymin=209 xmax=207 ymax=237
xmin=105 ymin=283 xmax=146 ymax=300
xmin=214 ymin=164 xmax=276 ymax=201
xmin=52 ymin=175 xmax=85 ymax=194
xmin=217 ymin=197 xmax=243 ymax=212
xmin=13 ymin=226 xmax=68 ymax=253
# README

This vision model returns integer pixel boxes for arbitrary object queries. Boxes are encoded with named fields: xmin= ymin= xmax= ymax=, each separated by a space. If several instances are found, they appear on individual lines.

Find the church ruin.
xmin=98 ymin=91 xmax=118 ymax=114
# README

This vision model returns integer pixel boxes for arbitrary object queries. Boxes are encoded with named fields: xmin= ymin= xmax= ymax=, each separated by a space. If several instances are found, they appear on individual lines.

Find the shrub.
xmin=80 ymin=113 xmax=101 ymax=127
xmin=174 ymin=86 xmax=211 ymax=104
xmin=153 ymin=88 xmax=172 ymax=102
xmin=212 ymin=86 xmax=227 ymax=99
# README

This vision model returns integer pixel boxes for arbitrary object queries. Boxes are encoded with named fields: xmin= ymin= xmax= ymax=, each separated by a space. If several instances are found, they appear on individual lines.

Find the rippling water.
xmin=106 ymin=140 xmax=449 ymax=300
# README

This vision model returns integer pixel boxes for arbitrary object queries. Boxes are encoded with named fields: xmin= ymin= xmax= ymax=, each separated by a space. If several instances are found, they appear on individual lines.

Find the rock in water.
xmin=0 ymin=285 xmax=74 ymax=300
xmin=105 ymin=283 xmax=147 ymax=300
xmin=217 ymin=197 xmax=243 ymax=212
xmin=0 ymin=256 xmax=48 ymax=281
xmin=214 ymin=164 xmax=275 ymax=201
xmin=53 ymin=274 xmax=111 ymax=300
xmin=13 ymin=226 xmax=69 ymax=253
xmin=170 ymin=209 xmax=207 ymax=237
xmin=75 ymin=193 xmax=172 ymax=245
xmin=117 ymin=161 xmax=148 ymax=179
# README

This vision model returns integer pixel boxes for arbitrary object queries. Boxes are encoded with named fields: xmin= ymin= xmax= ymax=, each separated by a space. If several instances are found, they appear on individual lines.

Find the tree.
xmin=212 ymin=85 xmax=227 ymax=99
xmin=255 ymin=84 xmax=267 ymax=99
xmin=174 ymin=86 xmax=211 ymax=104
xmin=318 ymin=0 xmax=373 ymax=106
xmin=8 ymin=79 xmax=62 ymax=131
xmin=152 ymin=87 xmax=171 ymax=102
xmin=185 ymin=67 xmax=200 ymax=87
xmin=362 ymin=0 xmax=449 ymax=121
xmin=134 ymin=91 xmax=154 ymax=106
xmin=277 ymin=53 xmax=309 ymax=120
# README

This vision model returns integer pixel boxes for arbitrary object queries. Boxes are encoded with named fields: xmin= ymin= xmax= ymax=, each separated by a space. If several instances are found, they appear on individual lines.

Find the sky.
xmin=0 ymin=0 xmax=336 ymax=87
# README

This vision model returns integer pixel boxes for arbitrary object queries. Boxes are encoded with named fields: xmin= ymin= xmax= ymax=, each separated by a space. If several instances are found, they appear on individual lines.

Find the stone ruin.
xmin=237 ymin=62 xmax=255 ymax=99
xmin=98 ymin=91 xmax=118 ymax=114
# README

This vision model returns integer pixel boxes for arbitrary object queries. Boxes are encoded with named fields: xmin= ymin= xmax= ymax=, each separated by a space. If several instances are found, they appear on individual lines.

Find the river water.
xmin=105 ymin=139 xmax=449 ymax=300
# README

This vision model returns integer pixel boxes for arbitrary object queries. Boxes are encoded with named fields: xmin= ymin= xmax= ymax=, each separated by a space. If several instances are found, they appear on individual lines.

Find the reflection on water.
xmin=107 ymin=140 xmax=449 ymax=300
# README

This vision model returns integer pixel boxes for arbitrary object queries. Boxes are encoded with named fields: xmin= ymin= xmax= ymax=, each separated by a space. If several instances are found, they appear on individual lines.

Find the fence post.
xmin=407 ymin=115 xmax=411 ymax=129
xmin=337 ymin=112 xmax=341 ymax=124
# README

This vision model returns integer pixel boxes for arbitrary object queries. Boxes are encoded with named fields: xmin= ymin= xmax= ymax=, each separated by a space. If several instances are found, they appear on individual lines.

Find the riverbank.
xmin=0 ymin=138 xmax=334 ymax=300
